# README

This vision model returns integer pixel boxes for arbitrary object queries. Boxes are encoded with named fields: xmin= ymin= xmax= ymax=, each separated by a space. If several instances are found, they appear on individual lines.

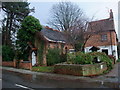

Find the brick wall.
xmin=63 ymin=44 xmax=73 ymax=50
xmin=19 ymin=61 xmax=32 ymax=70
xmin=2 ymin=61 xmax=15 ymax=67
xmin=0 ymin=56 xmax=2 ymax=66
xmin=2 ymin=60 xmax=32 ymax=70
xmin=85 ymin=31 xmax=117 ymax=47
xmin=54 ymin=62 xmax=107 ymax=76
xmin=48 ymin=42 xmax=73 ymax=50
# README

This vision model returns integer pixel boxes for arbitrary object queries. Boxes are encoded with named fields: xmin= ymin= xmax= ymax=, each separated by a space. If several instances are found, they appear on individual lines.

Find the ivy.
xmin=38 ymin=40 xmax=44 ymax=65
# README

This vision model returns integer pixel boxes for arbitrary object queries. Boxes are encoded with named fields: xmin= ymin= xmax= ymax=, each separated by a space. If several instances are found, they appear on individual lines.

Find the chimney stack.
xmin=110 ymin=9 xmax=113 ymax=19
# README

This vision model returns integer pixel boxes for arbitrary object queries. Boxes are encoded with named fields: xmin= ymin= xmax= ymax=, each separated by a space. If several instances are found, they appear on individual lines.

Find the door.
xmin=32 ymin=52 xmax=36 ymax=66
xmin=102 ymin=49 xmax=108 ymax=55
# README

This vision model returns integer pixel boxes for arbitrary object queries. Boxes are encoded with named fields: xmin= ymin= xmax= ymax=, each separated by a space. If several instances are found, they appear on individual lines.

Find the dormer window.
xmin=101 ymin=34 xmax=107 ymax=41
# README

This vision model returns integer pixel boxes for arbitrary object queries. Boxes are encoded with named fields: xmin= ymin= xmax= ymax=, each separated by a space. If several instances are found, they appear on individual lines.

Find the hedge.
xmin=46 ymin=48 xmax=67 ymax=66
xmin=2 ymin=45 xmax=15 ymax=61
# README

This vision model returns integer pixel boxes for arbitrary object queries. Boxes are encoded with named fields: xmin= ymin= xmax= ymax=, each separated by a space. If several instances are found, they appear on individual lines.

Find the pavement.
xmin=1 ymin=62 xmax=120 ymax=83
xmin=105 ymin=62 xmax=119 ymax=78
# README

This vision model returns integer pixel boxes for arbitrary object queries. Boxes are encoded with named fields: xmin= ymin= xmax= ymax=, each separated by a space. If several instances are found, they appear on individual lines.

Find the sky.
xmin=0 ymin=0 xmax=119 ymax=40
xmin=28 ymin=0 xmax=118 ymax=33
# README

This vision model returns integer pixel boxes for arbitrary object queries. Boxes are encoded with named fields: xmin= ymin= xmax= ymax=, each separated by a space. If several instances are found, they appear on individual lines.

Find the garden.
xmin=54 ymin=51 xmax=113 ymax=76
xmin=32 ymin=47 xmax=114 ymax=76
xmin=1 ymin=2 xmax=118 ymax=76
xmin=2 ymin=43 xmax=115 ymax=76
xmin=66 ymin=52 xmax=113 ymax=70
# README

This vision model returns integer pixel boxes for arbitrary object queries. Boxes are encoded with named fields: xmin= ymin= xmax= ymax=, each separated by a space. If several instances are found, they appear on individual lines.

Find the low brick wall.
xmin=0 ymin=56 xmax=2 ymax=66
xmin=19 ymin=61 xmax=32 ymax=70
xmin=2 ymin=61 xmax=15 ymax=67
xmin=2 ymin=60 xmax=31 ymax=70
xmin=54 ymin=62 xmax=107 ymax=76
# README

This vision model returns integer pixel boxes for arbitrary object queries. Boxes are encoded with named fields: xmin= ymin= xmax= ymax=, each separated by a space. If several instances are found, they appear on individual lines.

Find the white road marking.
xmin=15 ymin=84 xmax=34 ymax=90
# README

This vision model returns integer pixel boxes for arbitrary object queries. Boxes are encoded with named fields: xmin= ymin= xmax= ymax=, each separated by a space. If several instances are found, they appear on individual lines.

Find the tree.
xmin=16 ymin=15 xmax=42 ymax=60
xmin=2 ymin=1 xmax=33 ymax=46
xmin=48 ymin=2 xmax=89 ymax=51
xmin=48 ymin=2 xmax=87 ymax=32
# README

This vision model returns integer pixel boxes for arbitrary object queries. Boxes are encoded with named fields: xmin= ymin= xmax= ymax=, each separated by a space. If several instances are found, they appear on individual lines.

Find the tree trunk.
xmin=4 ymin=13 xmax=10 ymax=46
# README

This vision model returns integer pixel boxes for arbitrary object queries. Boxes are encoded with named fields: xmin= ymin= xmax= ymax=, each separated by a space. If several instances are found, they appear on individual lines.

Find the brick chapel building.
xmin=84 ymin=9 xmax=118 ymax=60
xmin=30 ymin=26 xmax=73 ymax=66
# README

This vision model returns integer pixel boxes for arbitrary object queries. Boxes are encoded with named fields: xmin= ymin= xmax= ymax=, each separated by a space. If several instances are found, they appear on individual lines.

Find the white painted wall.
xmin=85 ymin=45 xmax=118 ymax=60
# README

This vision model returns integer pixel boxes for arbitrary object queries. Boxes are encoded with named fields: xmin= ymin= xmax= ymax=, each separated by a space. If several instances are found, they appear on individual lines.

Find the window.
xmin=101 ymin=34 xmax=107 ymax=41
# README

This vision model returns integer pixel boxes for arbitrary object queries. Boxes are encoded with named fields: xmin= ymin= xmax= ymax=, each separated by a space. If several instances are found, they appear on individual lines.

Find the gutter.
xmin=44 ymin=36 xmax=65 ymax=43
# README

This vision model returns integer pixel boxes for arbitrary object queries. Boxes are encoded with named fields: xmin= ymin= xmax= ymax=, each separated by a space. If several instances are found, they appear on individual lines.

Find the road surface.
xmin=2 ymin=69 xmax=119 ymax=89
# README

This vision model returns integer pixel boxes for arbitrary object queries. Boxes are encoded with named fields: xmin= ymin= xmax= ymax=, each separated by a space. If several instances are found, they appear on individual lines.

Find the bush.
xmin=60 ymin=53 xmax=67 ymax=62
xmin=89 ymin=52 xmax=113 ymax=70
xmin=67 ymin=52 xmax=113 ymax=70
xmin=76 ymin=52 xmax=93 ymax=64
xmin=117 ymin=58 xmax=120 ymax=62
xmin=2 ymin=45 xmax=15 ymax=61
xmin=67 ymin=52 xmax=76 ymax=64
xmin=67 ymin=52 xmax=93 ymax=64
xmin=46 ymin=48 xmax=67 ymax=66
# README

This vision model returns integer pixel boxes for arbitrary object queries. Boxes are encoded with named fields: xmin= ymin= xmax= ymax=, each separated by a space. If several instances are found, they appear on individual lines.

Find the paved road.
xmin=2 ymin=69 xmax=119 ymax=89
xmin=2 ymin=70 xmax=51 ymax=89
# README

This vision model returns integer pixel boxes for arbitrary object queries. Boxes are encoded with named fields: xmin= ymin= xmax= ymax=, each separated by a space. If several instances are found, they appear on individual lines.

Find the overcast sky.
xmin=0 ymin=0 xmax=119 ymax=38
xmin=28 ymin=0 xmax=119 ymax=34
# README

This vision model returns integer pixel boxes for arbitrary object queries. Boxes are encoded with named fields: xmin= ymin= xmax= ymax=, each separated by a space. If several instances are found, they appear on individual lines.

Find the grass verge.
xmin=32 ymin=66 xmax=54 ymax=73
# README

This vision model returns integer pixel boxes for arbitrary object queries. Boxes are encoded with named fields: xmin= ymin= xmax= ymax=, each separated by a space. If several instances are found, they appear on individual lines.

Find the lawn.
xmin=32 ymin=66 xmax=54 ymax=73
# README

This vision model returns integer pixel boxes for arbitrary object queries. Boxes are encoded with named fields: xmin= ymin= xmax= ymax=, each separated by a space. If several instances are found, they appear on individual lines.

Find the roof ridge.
xmin=45 ymin=26 xmax=61 ymax=32
xmin=90 ymin=18 xmax=110 ymax=23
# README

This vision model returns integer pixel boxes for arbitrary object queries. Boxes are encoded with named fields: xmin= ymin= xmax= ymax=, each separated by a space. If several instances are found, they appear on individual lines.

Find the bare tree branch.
xmin=48 ymin=2 xmax=87 ymax=32
xmin=47 ymin=1 xmax=93 ymax=52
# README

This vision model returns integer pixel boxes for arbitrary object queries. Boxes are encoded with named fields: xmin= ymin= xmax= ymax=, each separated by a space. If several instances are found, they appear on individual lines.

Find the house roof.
xmin=87 ymin=10 xmax=115 ymax=32
xmin=41 ymin=26 xmax=67 ymax=43
xmin=87 ymin=18 xmax=115 ymax=32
